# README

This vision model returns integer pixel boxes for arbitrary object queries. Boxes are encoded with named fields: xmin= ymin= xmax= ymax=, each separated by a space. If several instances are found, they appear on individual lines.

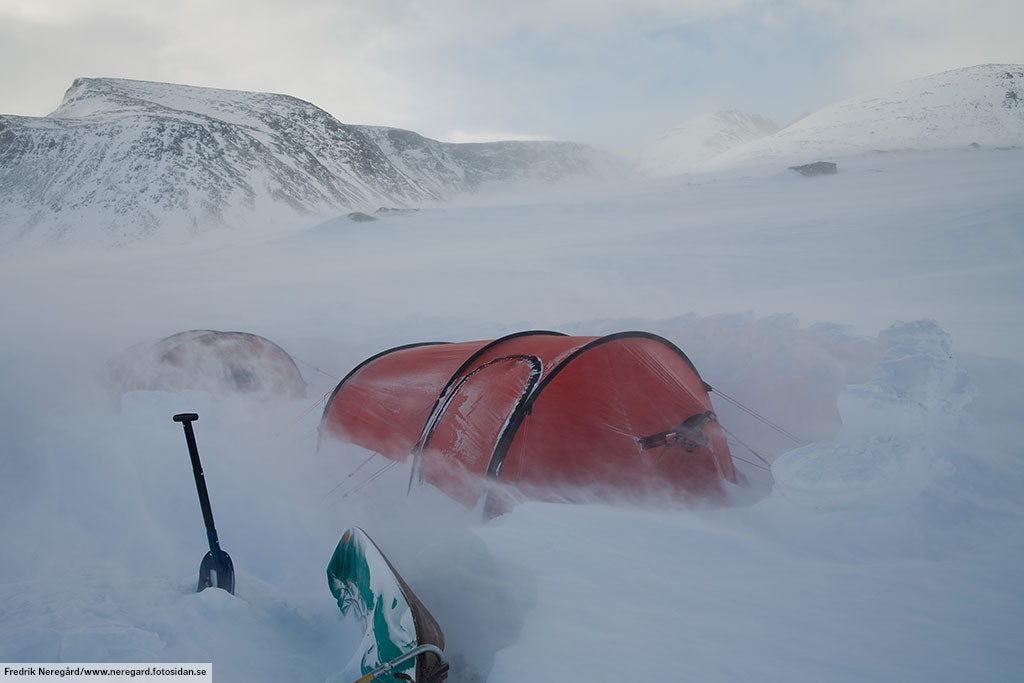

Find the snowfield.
xmin=1 ymin=144 xmax=1022 ymax=682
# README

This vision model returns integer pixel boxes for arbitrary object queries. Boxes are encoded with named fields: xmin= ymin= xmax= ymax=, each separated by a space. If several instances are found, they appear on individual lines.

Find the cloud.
xmin=441 ymin=129 xmax=552 ymax=143
xmin=2 ymin=1 xmax=1023 ymax=148
xmin=826 ymin=0 xmax=1024 ymax=90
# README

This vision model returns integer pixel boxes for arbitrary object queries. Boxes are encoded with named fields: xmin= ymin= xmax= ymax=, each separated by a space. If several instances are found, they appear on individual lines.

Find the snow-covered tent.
xmin=107 ymin=330 xmax=306 ymax=400
xmin=320 ymin=331 xmax=738 ymax=509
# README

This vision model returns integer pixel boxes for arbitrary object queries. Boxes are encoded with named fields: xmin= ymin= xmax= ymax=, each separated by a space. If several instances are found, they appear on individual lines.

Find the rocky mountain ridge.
xmin=0 ymin=78 xmax=615 ymax=244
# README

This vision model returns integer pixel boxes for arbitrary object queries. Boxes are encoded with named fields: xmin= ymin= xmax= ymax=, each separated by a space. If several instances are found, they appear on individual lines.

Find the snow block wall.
xmin=773 ymin=320 xmax=973 ymax=513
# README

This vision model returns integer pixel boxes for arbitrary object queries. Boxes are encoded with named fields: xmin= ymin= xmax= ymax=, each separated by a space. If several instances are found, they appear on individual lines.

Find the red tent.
xmin=320 ymin=331 xmax=738 ymax=509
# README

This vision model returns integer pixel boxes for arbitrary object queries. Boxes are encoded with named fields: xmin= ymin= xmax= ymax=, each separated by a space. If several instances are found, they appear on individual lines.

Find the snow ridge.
xmin=708 ymin=64 xmax=1024 ymax=168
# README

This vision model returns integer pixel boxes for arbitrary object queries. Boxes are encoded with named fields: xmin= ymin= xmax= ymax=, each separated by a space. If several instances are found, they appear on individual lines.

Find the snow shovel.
xmin=173 ymin=412 xmax=235 ymax=595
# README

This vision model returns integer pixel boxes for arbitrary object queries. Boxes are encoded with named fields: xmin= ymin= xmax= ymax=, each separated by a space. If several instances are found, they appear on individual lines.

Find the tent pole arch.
xmin=486 ymin=331 xmax=713 ymax=480
xmin=412 ymin=330 xmax=566 ymax=454
xmin=417 ymin=354 xmax=544 ymax=457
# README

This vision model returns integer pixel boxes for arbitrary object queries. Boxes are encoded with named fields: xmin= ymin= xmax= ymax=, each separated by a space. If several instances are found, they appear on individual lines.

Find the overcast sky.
xmin=1 ymin=0 xmax=1022 ymax=149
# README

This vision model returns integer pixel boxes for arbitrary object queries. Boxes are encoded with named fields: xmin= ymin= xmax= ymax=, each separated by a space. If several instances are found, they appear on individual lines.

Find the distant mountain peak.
xmin=635 ymin=110 xmax=780 ymax=177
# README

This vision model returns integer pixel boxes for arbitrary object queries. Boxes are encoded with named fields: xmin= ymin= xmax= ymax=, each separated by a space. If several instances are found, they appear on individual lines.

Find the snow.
xmin=2 ymin=114 xmax=1024 ymax=681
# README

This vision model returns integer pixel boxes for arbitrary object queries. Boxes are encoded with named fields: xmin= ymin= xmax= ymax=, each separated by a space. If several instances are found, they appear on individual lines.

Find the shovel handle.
xmin=173 ymin=413 xmax=220 ymax=547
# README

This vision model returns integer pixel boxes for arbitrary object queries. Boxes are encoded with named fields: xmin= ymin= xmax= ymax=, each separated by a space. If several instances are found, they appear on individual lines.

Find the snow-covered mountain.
xmin=0 ymin=78 xmax=615 ymax=244
xmin=634 ymin=110 xmax=780 ymax=177
xmin=707 ymin=64 xmax=1024 ymax=168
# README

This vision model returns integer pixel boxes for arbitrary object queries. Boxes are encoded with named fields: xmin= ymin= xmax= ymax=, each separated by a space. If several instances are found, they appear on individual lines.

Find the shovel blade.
xmin=198 ymin=549 xmax=235 ymax=595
